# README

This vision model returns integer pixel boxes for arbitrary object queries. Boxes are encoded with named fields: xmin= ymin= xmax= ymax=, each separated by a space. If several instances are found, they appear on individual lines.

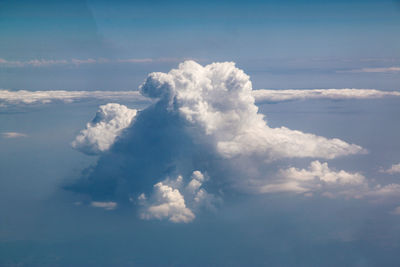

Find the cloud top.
xmin=139 ymin=61 xmax=364 ymax=160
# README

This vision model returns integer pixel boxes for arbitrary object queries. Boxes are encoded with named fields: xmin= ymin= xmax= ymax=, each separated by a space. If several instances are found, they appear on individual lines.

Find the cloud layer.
xmin=0 ymin=90 xmax=148 ymax=106
xmin=253 ymin=89 xmax=400 ymax=103
xmin=2 ymin=87 xmax=399 ymax=108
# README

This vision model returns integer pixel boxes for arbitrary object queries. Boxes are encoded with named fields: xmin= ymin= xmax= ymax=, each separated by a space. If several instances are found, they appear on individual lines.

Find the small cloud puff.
xmin=139 ymin=171 xmax=216 ymax=223
xmin=72 ymin=103 xmax=137 ymax=155
xmin=381 ymin=163 xmax=400 ymax=174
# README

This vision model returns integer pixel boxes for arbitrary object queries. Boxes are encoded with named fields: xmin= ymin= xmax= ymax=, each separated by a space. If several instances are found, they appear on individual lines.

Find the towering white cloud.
xmin=139 ymin=61 xmax=364 ymax=160
xmin=68 ymin=61 xmax=377 ymax=223
xmin=72 ymin=103 xmax=137 ymax=155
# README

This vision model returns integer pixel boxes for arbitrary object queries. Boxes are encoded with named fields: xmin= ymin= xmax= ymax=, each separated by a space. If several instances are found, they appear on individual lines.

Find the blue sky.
xmin=1 ymin=0 xmax=400 ymax=266
xmin=1 ymin=0 xmax=400 ymax=90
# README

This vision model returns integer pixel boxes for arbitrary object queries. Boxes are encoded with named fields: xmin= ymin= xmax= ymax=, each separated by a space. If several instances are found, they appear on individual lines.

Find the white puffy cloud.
xmin=139 ymin=61 xmax=364 ymax=160
xmin=253 ymin=88 xmax=400 ymax=103
xmin=139 ymin=171 xmax=215 ymax=223
xmin=90 ymin=201 xmax=117 ymax=210
xmin=282 ymin=161 xmax=366 ymax=185
xmin=381 ymin=163 xmax=400 ymax=174
xmin=140 ymin=182 xmax=195 ymax=223
xmin=72 ymin=103 xmax=137 ymax=155
xmin=258 ymin=161 xmax=366 ymax=196
xmin=1 ymin=132 xmax=27 ymax=138
xmin=0 ymin=90 xmax=148 ymax=106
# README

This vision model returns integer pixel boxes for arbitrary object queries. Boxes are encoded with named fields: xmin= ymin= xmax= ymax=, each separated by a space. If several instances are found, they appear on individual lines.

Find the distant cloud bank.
xmin=340 ymin=67 xmax=400 ymax=73
xmin=0 ymin=57 xmax=193 ymax=68
xmin=1 ymin=88 xmax=399 ymax=107
xmin=253 ymin=89 xmax=400 ymax=103
xmin=0 ymin=90 xmax=148 ymax=106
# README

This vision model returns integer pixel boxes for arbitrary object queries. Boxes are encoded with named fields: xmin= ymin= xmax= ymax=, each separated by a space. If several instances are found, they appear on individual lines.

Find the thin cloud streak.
xmin=339 ymin=67 xmax=400 ymax=73
xmin=253 ymin=88 xmax=400 ymax=103
xmin=1 ymin=132 xmax=27 ymax=138
xmin=0 ymin=90 xmax=149 ymax=106
xmin=2 ymin=88 xmax=399 ymax=107
xmin=0 ymin=57 xmax=195 ymax=68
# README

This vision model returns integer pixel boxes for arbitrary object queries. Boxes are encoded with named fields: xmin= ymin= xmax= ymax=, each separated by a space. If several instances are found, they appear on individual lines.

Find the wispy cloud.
xmin=117 ymin=58 xmax=154 ymax=63
xmin=253 ymin=89 xmax=400 ymax=103
xmin=0 ymin=90 xmax=149 ymax=106
xmin=1 ymin=132 xmax=27 ymax=138
xmin=0 ymin=59 xmax=68 ymax=67
xmin=2 ymin=88 xmax=399 ymax=107
xmin=90 ymin=201 xmax=117 ymax=210
xmin=339 ymin=67 xmax=400 ymax=73
xmin=0 ymin=57 xmax=194 ymax=68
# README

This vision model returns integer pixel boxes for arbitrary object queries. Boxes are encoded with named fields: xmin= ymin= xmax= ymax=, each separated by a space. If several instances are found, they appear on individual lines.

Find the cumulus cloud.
xmin=139 ymin=61 xmax=364 ymax=160
xmin=258 ymin=161 xmax=366 ymax=195
xmin=72 ymin=103 xmax=137 ymax=155
xmin=381 ymin=163 xmax=400 ymax=174
xmin=139 ymin=171 xmax=216 ymax=223
xmin=1 ymin=132 xmax=27 ymax=138
xmin=90 ymin=201 xmax=117 ymax=210
xmin=0 ymin=90 xmax=149 ymax=107
xmin=67 ymin=61 xmax=371 ymax=222
xmin=253 ymin=89 xmax=400 ymax=103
